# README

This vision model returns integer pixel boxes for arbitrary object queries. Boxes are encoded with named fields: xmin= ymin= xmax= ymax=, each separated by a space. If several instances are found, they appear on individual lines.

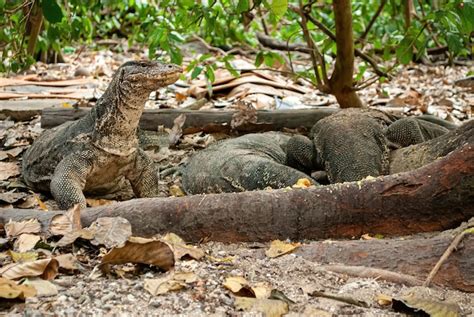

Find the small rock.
xmin=74 ymin=67 xmax=90 ymax=77
xmin=101 ymin=293 xmax=115 ymax=302
xmin=77 ymin=294 xmax=90 ymax=305
xmin=68 ymin=288 xmax=82 ymax=299
xmin=149 ymin=298 xmax=161 ymax=308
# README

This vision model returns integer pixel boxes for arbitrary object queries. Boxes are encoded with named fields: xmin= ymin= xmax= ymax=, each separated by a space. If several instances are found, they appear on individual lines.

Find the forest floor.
xmin=0 ymin=42 xmax=473 ymax=316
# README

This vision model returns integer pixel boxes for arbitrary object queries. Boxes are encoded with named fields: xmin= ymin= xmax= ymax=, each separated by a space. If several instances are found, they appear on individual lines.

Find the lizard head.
xmin=117 ymin=60 xmax=182 ymax=91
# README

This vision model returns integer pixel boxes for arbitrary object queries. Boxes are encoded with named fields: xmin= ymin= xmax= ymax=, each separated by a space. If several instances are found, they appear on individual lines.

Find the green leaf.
xmin=169 ymin=47 xmax=183 ymax=64
xmin=446 ymin=32 xmax=463 ymax=53
xmin=205 ymin=65 xmax=215 ymax=83
xmin=0 ymin=0 xmax=5 ymax=10
xmin=396 ymin=36 xmax=413 ymax=64
xmin=255 ymin=51 xmax=264 ymax=67
xmin=41 ymin=0 xmax=64 ymax=23
xmin=191 ymin=66 xmax=203 ymax=79
xmin=270 ymin=0 xmax=287 ymax=16
xmin=224 ymin=60 xmax=240 ymax=77
xmin=237 ymin=0 xmax=249 ymax=13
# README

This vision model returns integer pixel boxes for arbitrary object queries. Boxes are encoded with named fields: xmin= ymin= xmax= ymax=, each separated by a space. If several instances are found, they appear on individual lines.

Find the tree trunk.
xmin=403 ymin=0 xmax=414 ymax=30
xmin=26 ymin=3 xmax=43 ymax=57
xmin=329 ymin=0 xmax=364 ymax=108
xmin=1 ymin=141 xmax=472 ymax=242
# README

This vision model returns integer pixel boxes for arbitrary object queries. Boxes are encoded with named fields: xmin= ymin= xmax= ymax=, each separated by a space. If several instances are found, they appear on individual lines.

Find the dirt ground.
xmin=0 ymin=45 xmax=473 ymax=315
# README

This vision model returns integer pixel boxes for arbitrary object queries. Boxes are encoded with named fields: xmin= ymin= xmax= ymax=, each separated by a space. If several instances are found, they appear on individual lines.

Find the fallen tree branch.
xmin=297 ymin=220 xmax=474 ymax=292
xmin=423 ymin=219 xmax=474 ymax=288
xmin=41 ymin=107 xmax=338 ymax=132
xmin=317 ymin=265 xmax=425 ymax=288
xmin=1 ymin=140 xmax=472 ymax=244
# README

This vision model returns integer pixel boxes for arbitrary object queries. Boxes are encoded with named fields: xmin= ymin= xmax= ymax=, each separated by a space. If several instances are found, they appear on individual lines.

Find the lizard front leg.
xmin=127 ymin=149 xmax=160 ymax=198
xmin=50 ymin=154 xmax=94 ymax=210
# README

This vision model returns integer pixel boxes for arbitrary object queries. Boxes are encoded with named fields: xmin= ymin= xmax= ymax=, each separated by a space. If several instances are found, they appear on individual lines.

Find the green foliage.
xmin=40 ymin=0 xmax=63 ymax=23
xmin=0 ymin=0 xmax=471 ymax=80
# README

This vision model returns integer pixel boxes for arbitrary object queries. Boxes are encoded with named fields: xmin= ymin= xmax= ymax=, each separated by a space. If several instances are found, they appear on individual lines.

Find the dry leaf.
xmin=223 ymin=276 xmax=270 ymax=298
xmin=86 ymin=198 xmax=116 ymax=207
xmin=23 ymin=278 xmax=58 ymax=297
xmin=100 ymin=239 xmax=174 ymax=273
xmin=206 ymin=255 xmax=235 ymax=263
xmin=0 ymin=191 xmax=27 ymax=204
xmin=376 ymin=294 xmax=393 ymax=306
xmin=0 ymin=258 xmax=59 ymax=280
xmin=231 ymin=100 xmax=257 ymax=129
xmin=144 ymin=271 xmax=198 ymax=296
xmin=49 ymin=204 xmax=82 ymax=236
xmin=8 ymin=250 xmax=38 ymax=263
xmin=0 ymin=277 xmax=36 ymax=299
xmin=161 ymin=233 xmax=185 ymax=245
xmin=55 ymin=253 xmax=81 ymax=271
xmin=34 ymin=194 xmax=48 ymax=211
xmin=14 ymin=233 xmax=41 ymax=252
xmin=55 ymin=228 xmax=95 ymax=247
xmin=169 ymin=185 xmax=185 ymax=197
xmin=223 ymin=276 xmax=250 ymax=293
xmin=175 ymin=91 xmax=188 ymax=102
xmin=169 ymin=114 xmax=186 ymax=146
xmin=265 ymin=240 xmax=301 ymax=258
xmin=393 ymin=292 xmax=460 ymax=317
xmin=234 ymin=297 xmax=289 ymax=317
xmin=0 ymin=162 xmax=20 ymax=180
xmin=88 ymin=217 xmax=132 ymax=248
xmin=5 ymin=219 xmax=41 ymax=237
xmin=161 ymin=233 xmax=205 ymax=261
xmin=292 ymin=178 xmax=312 ymax=188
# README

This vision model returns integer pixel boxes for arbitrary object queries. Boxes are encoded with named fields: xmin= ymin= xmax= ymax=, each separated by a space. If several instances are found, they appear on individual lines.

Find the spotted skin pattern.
xmin=22 ymin=61 xmax=182 ymax=209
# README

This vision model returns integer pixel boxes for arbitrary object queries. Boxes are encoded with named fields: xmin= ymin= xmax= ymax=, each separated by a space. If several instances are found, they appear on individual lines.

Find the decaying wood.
xmin=41 ymin=107 xmax=338 ymax=132
xmin=1 ymin=140 xmax=472 ymax=243
xmin=297 ymin=222 xmax=474 ymax=292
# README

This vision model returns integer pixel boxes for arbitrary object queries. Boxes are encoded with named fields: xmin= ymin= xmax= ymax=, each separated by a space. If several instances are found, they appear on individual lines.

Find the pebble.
xmin=74 ymin=67 xmax=91 ymax=77
xmin=149 ymin=298 xmax=161 ymax=308
xmin=101 ymin=293 xmax=115 ymax=302
xmin=68 ymin=288 xmax=82 ymax=299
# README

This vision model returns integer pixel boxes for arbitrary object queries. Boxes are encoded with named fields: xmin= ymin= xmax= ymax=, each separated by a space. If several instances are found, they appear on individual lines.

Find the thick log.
xmin=40 ymin=107 xmax=338 ymax=133
xmin=1 ymin=139 xmax=472 ymax=242
xmin=297 ymin=228 xmax=474 ymax=292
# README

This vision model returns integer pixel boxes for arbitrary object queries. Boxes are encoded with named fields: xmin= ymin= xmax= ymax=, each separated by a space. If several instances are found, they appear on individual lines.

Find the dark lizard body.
xmin=181 ymin=132 xmax=316 ymax=194
xmin=22 ymin=60 xmax=181 ymax=209
xmin=286 ymin=108 xmax=453 ymax=183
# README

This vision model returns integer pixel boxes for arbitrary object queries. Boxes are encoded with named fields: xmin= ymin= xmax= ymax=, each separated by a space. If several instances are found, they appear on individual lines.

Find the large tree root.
xmin=1 ymin=140 xmax=472 ymax=242
xmin=297 ymin=220 xmax=474 ymax=292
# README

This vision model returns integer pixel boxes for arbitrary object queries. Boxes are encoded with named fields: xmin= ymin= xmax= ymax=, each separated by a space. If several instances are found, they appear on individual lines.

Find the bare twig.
xmin=292 ymin=2 xmax=329 ymax=89
xmin=423 ymin=219 xmax=474 ymax=287
xmin=319 ymin=265 xmax=425 ymax=287
xmin=189 ymin=34 xmax=227 ymax=56
xmin=359 ymin=0 xmax=387 ymax=42
xmin=310 ymin=290 xmax=369 ymax=308
xmin=416 ymin=0 xmax=443 ymax=48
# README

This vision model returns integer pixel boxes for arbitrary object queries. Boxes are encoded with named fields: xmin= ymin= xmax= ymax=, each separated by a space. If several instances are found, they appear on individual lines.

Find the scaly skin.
xmin=181 ymin=132 xmax=316 ymax=194
xmin=286 ymin=108 xmax=452 ymax=183
xmin=22 ymin=60 xmax=182 ymax=209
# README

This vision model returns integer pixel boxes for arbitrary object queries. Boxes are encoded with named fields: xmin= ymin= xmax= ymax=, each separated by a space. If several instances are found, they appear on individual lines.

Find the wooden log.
xmin=1 ymin=139 xmax=472 ymax=242
xmin=297 ymin=228 xmax=474 ymax=292
xmin=40 ymin=107 xmax=338 ymax=133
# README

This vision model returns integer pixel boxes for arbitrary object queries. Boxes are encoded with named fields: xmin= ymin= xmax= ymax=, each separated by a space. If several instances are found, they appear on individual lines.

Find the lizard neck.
xmin=91 ymin=79 xmax=150 ymax=156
